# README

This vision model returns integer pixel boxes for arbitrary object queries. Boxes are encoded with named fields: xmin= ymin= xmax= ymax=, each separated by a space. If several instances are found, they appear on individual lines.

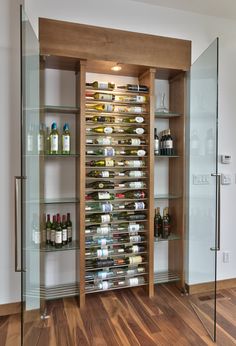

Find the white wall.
xmin=1 ymin=0 xmax=236 ymax=305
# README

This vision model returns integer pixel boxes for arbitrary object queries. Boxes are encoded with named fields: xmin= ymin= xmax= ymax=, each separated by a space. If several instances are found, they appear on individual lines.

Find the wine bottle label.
xmin=34 ymin=231 xmax=41 ymax=244
xmin=99 ymin=238 xmax=107 ymax=246
xmin=51 ymin=135 xmax=58 ymax=151
xmin=129 ymin=256 xmax=142 ymax=265
xmin=128 ymin=223 xmax=140 ymax=232
xmin=126 ymin=160 xmax=143 ymax=167
xmin=46 ymin=228 xmax=51 ymax=241
xmin=67 ymin=227 xmax=72 ymax=238
xmin=101 ymin=214 xmax=111 ymax=223
xmin=105 ymin=159 xmax=114 ymax=167
xmin=104 ymin=147 xmax=115 ymax=156
xmin=117 ymin=161 xmax=125 ymax=166
xmin=130 ymin=138 xmax=141 ymax=146
xmin=103 ymin=104 xmax=114 ymax=112
xmin=135 ymin=128 xmax=145 ymax=135
xmin=98 ymin=93 xmax=113 ymax=101
xmin=98 ymin=82 xmax=109 ymax=89
xmin=98 ymin=182 xmax=105 ymax=188
xmin=38 ymin=134 xmax=44 ymax=152
xmin=136 ymin=96 xmax=146 ymax=103
xmin=50 ymin=229 xmax=55 ymax=242
xmin=55 ymin=231 xmax=62 ymax=244
xmin=128 ymin=278 xmax=139 ymax=286
xmin=97 ymin=249 xmax=109 ymax=258
xmin=129 ymin=235 xmax=141 ymax=242
xmin=102 ymin=203 xmax=113 ymax=212
xmin=96 ymin=137 xmax=112 ymax=145
xmin=101 ymin=171 xmax=110 ymax=178
xmin=134 ymin=202 xmax=145 ymax=210
xmin=137 ymin=267 xmax=145 ymax=273
xmin=62 ymin=229 xmax=67 ymax=241
xmin=97 ymin=226 xmax=110 ymax=235
xmin=101 ymin=281 xmax=109 ymax=290
xmin=137 ymin=150 xmax=146 ymax=157
xmin=135 ymin=116 xmax=144 ymax=123
xmin=87 ymin=151 xmax=94 ymax=155
xmin=86 ymin=139 xmax=93 ymax=144
xmin=97 ymin=271 xmax=108 ymax=279
xmin=104 ymin=127 xmax=113 ymax=134
xmin=128 ymin=171 xmax=142 ymax=177
xmin=154 ymin=139 xmax=159 ymax=151
xmin=129 ymin=107 xmax=143 ymax=114
xmin=63 ymin=135 xmax=70 ymax=151
xmin=165 ymin=140 xmax=173 ymax=149
xmin=27 ymin=135 xmax=33 ymax=152
xmin=132 ymin=245 xmax=139 ymax=253
xmin=98 ymin=192 xmax=110 ymax=200
xmin=129 ymin=182 xmax=143 ymax=189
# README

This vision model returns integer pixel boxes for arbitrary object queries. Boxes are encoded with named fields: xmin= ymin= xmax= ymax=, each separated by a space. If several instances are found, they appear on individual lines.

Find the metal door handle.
xmin=14 ymin=176 xmax=26 ymax=272
xmin=210 ymin=173 xmax=221 ymax=251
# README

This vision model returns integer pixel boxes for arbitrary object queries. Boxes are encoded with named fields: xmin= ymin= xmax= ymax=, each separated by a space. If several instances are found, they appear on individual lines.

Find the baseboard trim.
xmin=0 ymin=302 xmax=21 ymax=316
xmin=186 ymin=278 xmax=236 ymax=295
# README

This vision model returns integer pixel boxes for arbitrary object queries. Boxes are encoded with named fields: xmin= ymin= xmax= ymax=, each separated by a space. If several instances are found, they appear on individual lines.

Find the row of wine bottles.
xmin=86 ymin=255 xmax=145 ymax=268
xmin=86 ymin=148 xmax=146 ymax=157
xmin=86 ymin=137 xmax=146 ymax=146
xmin=85 ymin=234 xmax=145 ymax=246
xmin=86 ymin=159 xmax=145 ymax=168
xmin=85 ymin=266 xmax=146 ymax=281
xmin=85 ymin=276 xmax=145 ymax=291
xmin=154 ymin=207 xmax=171 ymax=239
xmin=27 ymin=122 xmax=71 ymax=155
xmin=86 ymin=103 xmax=146 ymax=114
xmin=154 ymin=128 xmax=174 ymax=156
xmin=85 ymin=222 xmax=144 ymax=235
xmin=32 ymin=213 xmax=73 ymax=247
xmin=86 ymin=115 xmax=145 ymax=123
xmin=86 ymin=125 xmax=145 ymax=135
xmin=85 ymin=190 xmax=146 ymax=201
xmin=85 ymin=212 xmax=147 ymax=224
xmin=85 ymin=244 xmax=146 ymax=258
xmin=87 ymin=170 xmax=146 ymax=178
xmin=86 ymin=82 xmax=149 ymax=92
xmin=86 ymin=92 xmax=147 ymax=103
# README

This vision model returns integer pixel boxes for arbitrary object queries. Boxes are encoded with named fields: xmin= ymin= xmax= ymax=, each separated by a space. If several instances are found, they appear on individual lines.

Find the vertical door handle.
xmin=14 ymin=176 xmax=26 ymax=272
xmin=210 ymin=173 xmax=221 ymax=251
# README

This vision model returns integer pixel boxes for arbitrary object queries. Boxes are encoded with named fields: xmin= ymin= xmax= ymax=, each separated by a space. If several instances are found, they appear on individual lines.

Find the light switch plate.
xmin=193 ymin=174 xmax=210 ymax=185
xmin=221 ymin=174 xmax=231 ymax=185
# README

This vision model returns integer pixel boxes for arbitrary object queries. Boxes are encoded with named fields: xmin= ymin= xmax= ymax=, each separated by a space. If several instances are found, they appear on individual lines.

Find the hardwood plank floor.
xmin=1 ymin=285 xmax=236 ymax=346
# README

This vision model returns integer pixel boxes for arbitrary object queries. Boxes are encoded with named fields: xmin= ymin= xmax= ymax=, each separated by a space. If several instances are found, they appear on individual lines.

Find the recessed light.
xmin=111 ymin=63 xmax=122 ymax=71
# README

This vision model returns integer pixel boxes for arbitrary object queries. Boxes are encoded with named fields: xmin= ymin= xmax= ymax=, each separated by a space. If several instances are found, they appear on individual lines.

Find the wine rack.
xmin=83 ymin=81 xmax=152 ymax=295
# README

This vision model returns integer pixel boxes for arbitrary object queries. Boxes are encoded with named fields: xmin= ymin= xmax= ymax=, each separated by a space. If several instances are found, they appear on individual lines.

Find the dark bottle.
xmin=160 ymin=130 xmax=167 ymax=155
xmin=67 ymin=213 xmax=72 ymax=243
xmin=117 ymin=84 xmax=149 ymax=92
xmin=154 ymin=207 xmax=162 ymax=237
xmin=50 ymin=215 xmax=56 ymax=246
xmin=162 ymin=207 xmax=171 ymax=239
xmin=118 ymin=212 xmax=146 ymax=221
xmin=55 ymin=214 xmax=63 ymax=248
xmin=154 ymin=128 xmax=159 ymax=155
xmin=62 ymin=215 xmax=68 ymax=245
xmin=165 ymin=129 xmax=174 ymax=156
xmin=46 ymin=214 xmax=51 ymax=245
xmin=87 ymin=181 xmax=115 ymax=189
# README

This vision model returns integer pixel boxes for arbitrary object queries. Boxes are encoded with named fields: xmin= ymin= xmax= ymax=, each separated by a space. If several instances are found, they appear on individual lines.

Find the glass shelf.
xmin=155 ymin=233 xmax=181 ymax=242
xmin=45 ymin=154 xmax=79 ymax=158
xmin=40 ymin=241 xmax=79 ymax=252
xmin=154 ymin=271 xmax=180 ymax=284
xmin=155 ymin=155 xmax=179 ymax=158
xmin=154 ymin=194 xmax=182 ymax=200
xmin=44 ymin=105 xmax=80 ymax=114
xmin=155 ymin=112 xmax=181 ymax=119
xmin=44 ymin=197 xmax=79 ymax=205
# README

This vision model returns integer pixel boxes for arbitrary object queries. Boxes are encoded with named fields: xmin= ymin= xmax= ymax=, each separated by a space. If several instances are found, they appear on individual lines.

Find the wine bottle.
xmin=117 ymin=149 xmax=146 ymax=157
xmin=55 ymin=214 xmax=63 ymax=248
xmin=38 ymin=123 xmax=45 ymax=154
xmin=126 ymin=202 xmax=146 ymax=210
xmin=125 ymin=245 xmax=145 ymax=253
xmin=86 ymin=115 xmax=115 ymax=123
xmin=62 ymin=215 xmax=68 ymax=245
xmin=123 ymin=170 xmax=146 ymax=178
xmin=118 ymin=213 xmax=146 ymax=221
xmin=85 ymin=237 xmax=114 ymax=246
xmin=86 ymin=191 xmax=115 ymax=201
xmin=86 ymin=147 xmax=115 ymax=156
xmin=118 ymin=138 xmax=146 ymax=146
xmin=118 ymin=235 xmax=145 ymax=243
xmin=124 ymin=160 xmax=145 ymax=168
xmin=85 ymin=225 xmax=112 ymax=235
xmin=66 ymin=213 xmax=72 ymax=243
xmin=86 ymin=126 xmax=114 ymax=134
xmin=86 ymin=81 xmax=115 ymax=90
xmin=62 ymin=123 xmax=71 ymax=154
xmin=85 ymin=202 xmax=114 ymax=212
xmin=86 ymin=158 xmax=115 ymax=167
xmin=125 ymin=276 xmax=145 ymax=286
xmin=94 ymin=137 xmax=113 ymax=145
xmin=45 ymin=126 xmax=51 ymax=155
xmin=85 ymin=247 xmax=124 ymax=257
xmin=87 ymin=103 xmax=114 ymax=112
xmin=124 ymin=127 xmax=145 ymax=135
xmin=115 ymin=95 xmax=147 ymax=103
xmin=114 ymin=106 xmax=146 ymax=114
xmin=162 ymin=207 xmax=171 ymax=239
xmin=46 ymin=214 xmax=51 ymax=245
xmin=126 ymin=267 xmax=145 ymax=276
xmin=122 ymin=116 xmax=144 ymax=123
xmin=50 ymin=215 xmax=56 ymax=246
xmin=91 ymin=92 xmax=115 ymax=101
xmin=117 ymin=84 xmax=149 ymax=92
xmin=87 ymin=181 xmax=115 ymax=189
xmin=154 ymin=207 xmax=162 ymax=237
xmin=166 ymin=129 xmax=174 ymax=156
xmin=126 ymin=181 xmax=146 ymax=189
xmin=154 ymin=128 xmax=159 ymax=155
xmin=86 ymin=213 xmax=113 ymax=224
xmin=125 ymin=255 xmax=144 ymax=265
xmin=49 ymin=122 xmax=59 ymax=154
xmin=116 ymin=190 xmax=146 ymax=199
xmin=87 ymin=170 xmax=115 ymax=178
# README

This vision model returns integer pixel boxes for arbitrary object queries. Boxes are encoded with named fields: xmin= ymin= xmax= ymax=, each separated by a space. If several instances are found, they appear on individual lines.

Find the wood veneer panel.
xmin=39 ymin=18 xmax=191 ymax=71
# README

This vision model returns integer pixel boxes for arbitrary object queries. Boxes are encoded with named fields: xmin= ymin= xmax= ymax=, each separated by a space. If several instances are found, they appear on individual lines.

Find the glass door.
xmin=20 ymin=6 xmax=42 ymax=345
xmin=187 ymin=38 xmax=219 ymax=342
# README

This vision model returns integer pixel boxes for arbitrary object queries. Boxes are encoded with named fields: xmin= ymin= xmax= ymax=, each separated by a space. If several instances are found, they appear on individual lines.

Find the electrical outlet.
xmin=223 ymin=252 xmax=230 ymax=263
xmin=193 ymin=174 xmax=210 ymax=185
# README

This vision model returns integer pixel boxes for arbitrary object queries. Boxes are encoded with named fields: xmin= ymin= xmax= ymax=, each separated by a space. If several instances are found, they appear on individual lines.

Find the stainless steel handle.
xmin=14 ymin=176 xmax=26 ymax=272
xmin=210 ymin=173 xmax=221 ymax=251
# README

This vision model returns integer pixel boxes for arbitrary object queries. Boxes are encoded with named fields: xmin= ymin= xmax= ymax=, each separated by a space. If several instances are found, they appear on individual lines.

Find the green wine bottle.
xmin=86 ymin=81 xmax=115 ymax=90
xmin=49 ymin=122 xmax=59 ymax=154
xmin=86 ymin=191 xmax=115 ymax=201
xmin=62 ymin=123 xmax=71 ymax=154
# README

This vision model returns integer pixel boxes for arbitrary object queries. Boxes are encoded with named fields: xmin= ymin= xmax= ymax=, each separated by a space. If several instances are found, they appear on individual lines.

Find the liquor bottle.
xmin=66 ymin=213 xmax=72 ymax=242
xmin=86 ymin=147 xmax=115 ymax=156
xmin=122 ymin=170 xmax=146 ymax=178
xmin=55 ymin=214 xmax=63 ymax=248
xmin=86 ymin=115 xmax=115 ymax=123
xmin=154 ymin=128 xmax=159 ymax=155
xmin=86 ymin=126 xmax=114 ymax=134
xmin=86 ymin=191 xmax=115 ymax=201
xmin=85 ymin=202 xmax=113 ymax=212
xmin=154 ymin=207 xmax=162 ymax=237
xmin=46 ymin=214 xmax=51 ymax=245
xmin=62 ymin=215 xmax=68 ymax=245
xmin=85 ymin=224 xmax=112 ymax=235
xmin=61 ymin=123 xmax=71 ymax=154
xmin=162 ymin=207 xmax=171 ymax=239
xmin=50 ymin=215 xmax=57 ymax=246
xmin=117 ymin=138 xmax=146 ymax=146
xmin=126 ymin=202 xmax=146 ymax=210
xmin=115 ymin=95 xmax=147 ymax=103
xmin=38 ymin=123 xmax=45 ymax=154
xmin=125 ymin=276 xmax=145 ymax=286
xmin=87 ymin=181 xmax=115 ymax=189
xmin=124 ymin=127 xmax=145 ymax=135
xmin=122 ymin=116 xmax=144 ymax=123
xmin=116 ymin=190 xmax=146 ymax=199
xmin=117 ymin=84 xmax=149 ymax=92
xmin=85 ymin=213 xmax=113 ymax=224
xmin=86 ymin=81 xmax=115 ymax=90
xmin=117 ymin=149 xmax=146 ymax=157
xmin=49 ymin=122 xmax=59 ymax=154
xmin=87 ymin=170 xmax=116 ymax=178
xmin=165 ymin=129 xmax=174 ymax=156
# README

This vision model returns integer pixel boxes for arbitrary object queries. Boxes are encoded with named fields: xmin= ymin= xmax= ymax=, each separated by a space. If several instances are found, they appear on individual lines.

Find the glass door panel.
xmin=21 ymin=6 xmax=42 ymax=345
xmin=187 ymin=38 xmax=219 ymax=342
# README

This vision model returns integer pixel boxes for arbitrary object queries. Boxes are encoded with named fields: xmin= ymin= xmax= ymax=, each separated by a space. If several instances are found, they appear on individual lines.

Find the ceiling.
xmin=129 ymin=0 xmax=236 ymax=20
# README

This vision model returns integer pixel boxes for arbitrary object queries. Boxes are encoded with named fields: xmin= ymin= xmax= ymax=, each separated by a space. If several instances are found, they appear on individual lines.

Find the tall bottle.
xmin=154 ymin=128 xmax=159 ymax=155
xmin=38 ymin=123 xmax=45 ymax=154
xmin=61 ymin=123 xmax=71 ymax=154
xmin=55 ymin=214 xmax=63 ymax=248
xmin=86 ymin=81 xmax=115 ymax=90
xmin=162 ymin=207 xmax=171 ymax=239
xmin=49 ymin=122 xmax=59 ymax=154
xmin=154 ymin=207 xmax=162 ymax=237
xmin=117 ymin=84 xmax=149 ymax=92
xmin=122 ymin=170 xmax=146 ymax=178
xmin=66 ymin=213 xmax=72 ymax=243
xmin=165 ymin=129 xmax=174 ymax=156
xmin=50 ymin=215 xmax=57 ymax=246
xmin=125 ymin=276 xmax=145 ymax=286
xmin=62 ymin=215 xmax=68 ymax=245
xmin=46 ymin=214 xmax=51 ymax=245
xmin=45 ymin=126 xmax=51 ymax=154
xmin=89 ymin=92 xmax=115 ymax=101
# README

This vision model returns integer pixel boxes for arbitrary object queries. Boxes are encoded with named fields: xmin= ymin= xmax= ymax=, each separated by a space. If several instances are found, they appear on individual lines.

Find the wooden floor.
xmin=1 ymin=284 xmax=236 ymax=346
